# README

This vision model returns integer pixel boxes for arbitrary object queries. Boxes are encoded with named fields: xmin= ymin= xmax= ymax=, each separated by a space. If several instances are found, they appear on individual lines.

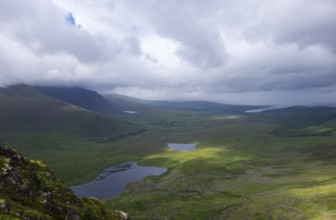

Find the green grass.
xmin=264 ymin=106 xmax=336 ymax=137
xmin=0 ymin=131 xmax=165 ymax=186
xmin=1 ymin=105 xmax=336 ymax=219
xmin=0 ymin=144 xmax=124 ymax=220
xmin=103 ymin=112 xmax=336 ymax=219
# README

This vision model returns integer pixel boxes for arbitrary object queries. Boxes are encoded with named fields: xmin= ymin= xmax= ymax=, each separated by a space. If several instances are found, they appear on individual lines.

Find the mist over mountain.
xmin=36 ymin=86 xmax=113 ymax=113
xmin=2 ymin=0 xmax=336 ymax=219
xmin=1 ymin=0 xmax=336 ymax=105
xmin=0 ymin=84 xmax=140 ymax=139
xmin=103 ymin=93 xmax=263 ymax=114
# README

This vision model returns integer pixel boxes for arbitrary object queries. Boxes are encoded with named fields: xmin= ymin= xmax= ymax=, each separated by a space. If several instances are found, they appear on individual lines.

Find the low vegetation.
xmin=105 ymin=111 xmax=336 ymax=219
xmin=1 ymin=85 xmax=336 ymax=219
xmin=0 ymin=144 xmax=127 ymax=219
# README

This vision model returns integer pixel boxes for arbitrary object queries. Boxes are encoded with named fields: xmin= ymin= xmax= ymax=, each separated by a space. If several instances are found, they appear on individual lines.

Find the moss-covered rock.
xmin=0 ymin=144 xmax=129 ymax=220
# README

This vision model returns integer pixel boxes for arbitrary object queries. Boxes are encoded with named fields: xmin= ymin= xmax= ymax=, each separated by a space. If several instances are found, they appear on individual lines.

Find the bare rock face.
xmin=0 ymin=144 xmax=129 ymax=219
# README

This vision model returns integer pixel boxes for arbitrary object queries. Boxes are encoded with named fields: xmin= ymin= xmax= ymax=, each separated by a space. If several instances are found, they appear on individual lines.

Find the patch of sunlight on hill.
xmin=141 ymin=146 xmax=252 ymax=172
xmin=283 ymin=183 xmax=336 ymax=219
xmin=210 ymin=115 xmax=242 ymax=120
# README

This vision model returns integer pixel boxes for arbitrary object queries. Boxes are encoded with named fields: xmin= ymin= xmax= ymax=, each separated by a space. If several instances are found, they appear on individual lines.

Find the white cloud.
xmin=0 ymin=0 xmax=336 ymax=105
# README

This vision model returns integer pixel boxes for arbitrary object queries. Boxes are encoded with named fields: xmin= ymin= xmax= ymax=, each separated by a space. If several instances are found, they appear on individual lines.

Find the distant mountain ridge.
xmin=36 ymin=86 xmax=113 ymax=113
xmin=0 ymin=84 xmax=141 ymax=139
xmin=104 ymin=93 xmax=263 ymax=114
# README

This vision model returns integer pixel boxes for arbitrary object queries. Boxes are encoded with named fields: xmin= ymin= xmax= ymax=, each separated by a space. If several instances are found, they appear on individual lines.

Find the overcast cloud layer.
xmin=1 ymin=0 xmax=336 ymax=105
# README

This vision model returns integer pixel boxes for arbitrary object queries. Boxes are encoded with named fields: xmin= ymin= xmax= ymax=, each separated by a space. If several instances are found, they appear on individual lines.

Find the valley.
xmin=105 ymin=112 xmax=336 ymax=219
xmin=1 ymin=85 xmax=336 ymax=219
xmin=2 ymin=1 xmax=335 ymax=219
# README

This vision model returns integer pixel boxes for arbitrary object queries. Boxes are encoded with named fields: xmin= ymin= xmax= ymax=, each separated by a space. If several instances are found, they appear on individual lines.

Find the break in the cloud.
xmin=0 ymin=0 xmax=336 ymax=105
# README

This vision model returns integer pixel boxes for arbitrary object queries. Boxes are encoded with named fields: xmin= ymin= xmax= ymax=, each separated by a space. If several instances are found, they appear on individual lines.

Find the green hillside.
xmin=2 ymin=84 xmax=336 ymax=219
xmin=0 ymin=144 xmax=128 ymax=219
xmin=104 ymin=93 xmax=263 ymax=113
xmin=36 ymin=86 xmax=113 ymax=113
xmin=103 ymin=93 xmax=263 ymax=126
xmin=0 ymin=85 xmax=145 ymax=185
xmin=102 ymin=106 xmax=336 ymax=219
xmin=263 ymin=106 xmax=336 ymax=136
xmin=0 ymin=85 xmax=139 ymax=138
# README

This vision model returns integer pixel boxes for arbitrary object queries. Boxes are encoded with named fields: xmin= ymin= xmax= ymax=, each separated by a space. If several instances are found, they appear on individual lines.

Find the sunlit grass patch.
xmin=141 ymin=146 xmax=251 ymax=172
xmin=210 ymin=115 xmax=242 ymax=120
xmin=234 ymin=182 xmax=336 ymax=220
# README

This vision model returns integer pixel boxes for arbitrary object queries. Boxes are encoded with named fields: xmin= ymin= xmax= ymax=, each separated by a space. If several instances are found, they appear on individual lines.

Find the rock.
xmin=119 ymin=211 xmax=129 ymax=220
xmin=0 ymin=143 xmax=129 ymax=219
xmin=0 ymin=199 xmax=10 ymax=213
xmin=114 ymin=210 xmax=130 ymax=220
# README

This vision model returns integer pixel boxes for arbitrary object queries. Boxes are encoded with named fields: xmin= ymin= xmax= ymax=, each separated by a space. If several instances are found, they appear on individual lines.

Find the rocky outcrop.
xmin=0 ymin=144 xmax=129 ymax=219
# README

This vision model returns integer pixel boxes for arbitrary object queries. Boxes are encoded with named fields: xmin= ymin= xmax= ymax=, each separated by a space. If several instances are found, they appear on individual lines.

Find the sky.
xmin=0 ymin=0 xmax=336 ymax=105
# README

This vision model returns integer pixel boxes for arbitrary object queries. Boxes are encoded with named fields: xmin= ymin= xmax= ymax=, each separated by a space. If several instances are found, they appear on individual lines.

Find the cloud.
xmin=0 ymin=0 xmax=109 ymax=62
xmin=0 ymin=0 xmax=335 ymax=105
xmin=129 ymin=0 xmax=229 ymax=69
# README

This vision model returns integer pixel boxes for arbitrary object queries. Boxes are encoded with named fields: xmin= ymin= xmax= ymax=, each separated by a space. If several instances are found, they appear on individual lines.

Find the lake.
xmin=71 ymin=162 xmax=167 ymax=199
xmin=167 ymin=143 xmax=196 ymax=151
xmin=245 ymin=106 xmax=288 ymax=113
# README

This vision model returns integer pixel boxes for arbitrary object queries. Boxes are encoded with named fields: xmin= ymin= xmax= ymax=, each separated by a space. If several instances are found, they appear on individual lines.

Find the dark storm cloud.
xmin=0 ymin=0 xmax=336 ymax=105
xmin=132 ymin=0 xmax=228 ymax=69
xmin=248 ymin=1 xmax=336 ymax=52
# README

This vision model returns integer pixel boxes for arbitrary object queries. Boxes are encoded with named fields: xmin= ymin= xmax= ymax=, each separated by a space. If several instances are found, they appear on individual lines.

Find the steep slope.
xmin=0 ymin=85 xmax=145 ymax=184
xmin=0 ymin=85 xmax=141 ymax=140
xmin=0 ymin=84 xmax=47 ymax=98
xmin=36 ymin=86 xmax=112 ymax=113
xmin=103 ymin=94 xmax=150 ymax=112
xmin=0 ymin=144 xmax=128 ymax=219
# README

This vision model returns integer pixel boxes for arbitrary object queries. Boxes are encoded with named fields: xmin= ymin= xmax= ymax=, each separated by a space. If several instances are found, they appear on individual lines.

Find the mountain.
xmin=0 ymin=85 xmax=144 ymax=145
xmin=143 ymin=100 xmax=261 ymax=113
xmin=36 ymin=86 xmax=113 ymax=113
xmin=103 ymin=94 xmax=149 ymax=112
xmin=104 ymin=93 xmax=263 ymax=114
xmin=261 ymin=106 xmax=336 ymax=137
xmin=0 ymin=84 xmax=145 ymax=184
xmin=0 ymin=144 xmax=128 ymax=219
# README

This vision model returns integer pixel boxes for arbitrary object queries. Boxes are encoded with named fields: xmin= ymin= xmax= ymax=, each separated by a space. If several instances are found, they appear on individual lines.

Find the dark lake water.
xmin=71 ymin=162 xmax=167 ymax=199
xmin=167 ymin=143 xmax=196 ymax=151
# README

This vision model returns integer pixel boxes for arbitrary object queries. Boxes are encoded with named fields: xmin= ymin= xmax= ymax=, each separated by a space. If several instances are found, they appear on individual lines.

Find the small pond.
xmin=71 ymin=162 xmax=167 ymax=199
xmin=167 ymin=143 xmax=196 ymax=151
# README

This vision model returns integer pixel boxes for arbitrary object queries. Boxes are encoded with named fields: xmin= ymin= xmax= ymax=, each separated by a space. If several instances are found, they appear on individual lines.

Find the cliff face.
xmin=0 ymin=144 xmax=128 ymax=220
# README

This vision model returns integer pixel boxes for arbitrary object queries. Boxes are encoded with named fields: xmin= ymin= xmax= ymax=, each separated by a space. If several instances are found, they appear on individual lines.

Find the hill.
xmin=103 ymin=105 xmax=336 ymax=219
xmin=0 ymin=84 xmax=142 ymax=140
xmin=0 ymin=144 xmax=128 ymax=219
xmin=0 ymin=85 xmax=145 ymax=184
xmin=103 ymin=93 xmax=149 ymax=112
xmin=104 ymin=93 xmax=262 ymax=114
xmin=1 ymin=85 xmax=336 ymax=219
xmin=36 ymin=86 xmax=113 ymax=113
xmin=261 ymin=106 xmax=336 ymax=136
xmin=143 ymin=100 xmax=260 ymax=113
